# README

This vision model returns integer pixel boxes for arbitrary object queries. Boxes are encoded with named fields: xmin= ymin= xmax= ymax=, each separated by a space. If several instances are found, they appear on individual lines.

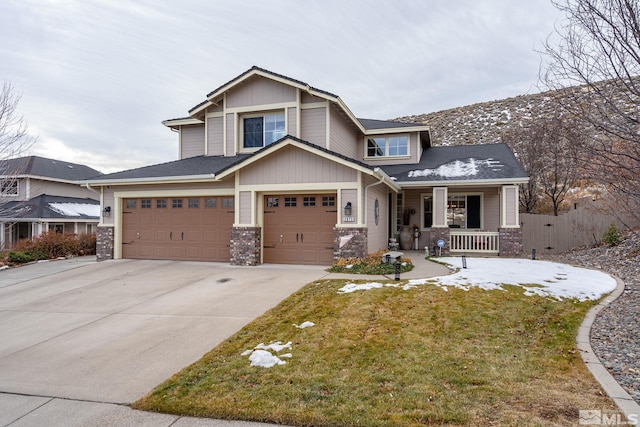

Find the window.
xmin=188 ymin=198 xmax=199 ymax=208
xmin=243 ymin=112 xmax=285 ymax=149
xmin=1 ymin=180 xmax=18 ymax=196
xmin=366 ymin=135 xmax=408 ymax=157
xmin=205 ymin=198 xmax=217 ymax=208
xmin=141 ymin=199 xmax=151 ymax=209
xmin=423 ymin=195 xmax=433 ymax=228
xmin=267 ymin=197 xmax=279 ymax=207
xmin=322 ymin=196 xmax=335 ymax=207
xmin=222 ymin=197 xmax=234 ymax=209
xmin=126 ymin=200 xmax=137 ymax=209
xmin=172 ymin=199 xmax=183 ymax=208
xmin=156 ymin=199 xmax=167 ymax=209
xmin=284 ymin=197 xmax=296 ymax=207
xmin=447 ymin=194 xmax=481 ymax=229
xmin=303 ymin=196 xmax=315 ymax=207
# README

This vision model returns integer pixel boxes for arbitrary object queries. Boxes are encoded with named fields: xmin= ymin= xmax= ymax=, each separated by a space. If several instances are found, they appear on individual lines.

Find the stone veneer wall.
xmin=333 ymin=227 xmax=367 ymax=261
xmin=96 ymin=226 xmax=114 ymax=262
xmin=230 ymin=226 xmax=261 ymax=266
xmin=499 ymin=228 xmax=523 ymax=257
xmin=428 ymin=227 xmax=451 ymax=256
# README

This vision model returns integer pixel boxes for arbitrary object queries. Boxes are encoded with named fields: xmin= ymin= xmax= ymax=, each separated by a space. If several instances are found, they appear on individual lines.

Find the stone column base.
xmin=230 ymin=226 xmax=261 ymax=266
xmin=499 ymin=228 xmax=523 ymax=257
xmin=333 ymin=227 xmax=367 ymax=261
xmin=429 ymin=227 xmax=450 ymax=256
xmin=96 ymin=226 xmax=114 ymax=261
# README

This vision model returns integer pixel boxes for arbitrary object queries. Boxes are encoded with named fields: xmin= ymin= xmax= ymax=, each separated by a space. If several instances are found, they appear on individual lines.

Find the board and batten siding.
xmin=226 ymin=113 xmax=235 ymax=156
xmin=207 ymin=116 xmax=224 ymax=156
xmin=30 ymin=180 xmax=98 ymax=200
xmin=238 ymin=145 xmax=357 ymax=186
xmin=301 ymin=92 xmax=325 ymax=104
xmin=300 ymin=107 xmax=327 ymax=148
xmin=226 ymin=76 xmax=296 ymax=109
xmin=366 ymin=177 xmax=389 ymax=252
xmin=238 ymin=191 xmax=252 ymax=224
xmin=329 ymin=106 xmax=358 ymax=159
xmin=180 ymin=125 xmax=205 ymax=159
xmin=287 ymin=107 xmax=297 ymax=137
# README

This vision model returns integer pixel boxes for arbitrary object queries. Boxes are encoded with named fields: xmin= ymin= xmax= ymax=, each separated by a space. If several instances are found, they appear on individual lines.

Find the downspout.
xmin=363 ymin=172 xmax=386 ymax=225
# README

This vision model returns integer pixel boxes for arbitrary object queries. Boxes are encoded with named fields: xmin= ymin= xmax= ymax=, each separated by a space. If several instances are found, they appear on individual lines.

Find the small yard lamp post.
xmin=461 ymin=254 xmax=467 ymax=269
xmin=395 ymin=258 xmax=401 ymax=281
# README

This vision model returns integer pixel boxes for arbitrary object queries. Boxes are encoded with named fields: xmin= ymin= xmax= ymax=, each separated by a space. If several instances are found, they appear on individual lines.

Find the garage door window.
xmin=172 ymin=199 xmax=183 ymax=208
xmin=126 ymin=200 xmax=136 ymax=209
xmin=303 ymin=196 xmax=316 ymax=206
xmin=141 ymin=199 xmax=151 ymax=209
xmin=322 ymin=196 xmax=335 ymax=206
xmin=157 ymin=199 xmax=167 ymax=209
xmin=222 ymin=198 xmax=234 ymax=209
xmin=285 ymin=197 xmax=296 ymax=207
xmin=205 ymin=198 xmax=216 ymax=208
xmin=188 ymin=198 xmax=199 ymax=208
xmin=267 ymin=197 xmax=278 ymax=207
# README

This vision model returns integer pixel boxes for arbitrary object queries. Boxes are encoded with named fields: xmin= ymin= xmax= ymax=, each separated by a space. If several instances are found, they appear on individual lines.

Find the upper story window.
xmin=1 ymin=180 xmax=18 ymax=196
xmin=366 ymin=135 xmax=409 ymax=158
xmin=243 ymin=112 xmax=285 ymax=149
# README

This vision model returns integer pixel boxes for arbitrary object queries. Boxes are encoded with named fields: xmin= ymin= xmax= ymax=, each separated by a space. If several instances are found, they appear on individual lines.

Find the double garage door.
xmin=121 ymin=193 xmax=336 ymax=265
xmin=122 ymin=196 xmax=234 ymax=262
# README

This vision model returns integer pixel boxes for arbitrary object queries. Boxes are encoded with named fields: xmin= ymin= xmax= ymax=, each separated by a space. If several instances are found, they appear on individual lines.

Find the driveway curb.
xmin=577 ymin=274 xmax=640 ymax=423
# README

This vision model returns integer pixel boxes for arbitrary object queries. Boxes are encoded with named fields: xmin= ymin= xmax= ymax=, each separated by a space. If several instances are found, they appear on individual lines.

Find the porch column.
xmin=430 ymin=187 xmax=450 ymax=255
xmin=499 ymin=185 xmax=522 ymax=256
xmin=0 ymin=222 xmax=5 ymax=249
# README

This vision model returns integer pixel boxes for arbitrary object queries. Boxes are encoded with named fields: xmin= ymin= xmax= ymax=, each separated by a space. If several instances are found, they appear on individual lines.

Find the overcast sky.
xmin=1 ymin=1 xmax=565 ymax=173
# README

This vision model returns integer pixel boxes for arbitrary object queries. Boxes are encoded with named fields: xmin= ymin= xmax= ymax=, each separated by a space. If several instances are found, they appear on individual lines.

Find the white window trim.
xmin=363 ymin=134 xmax=411 ymax=159
xmin=238 ymin=110 xmax=286 ymax=153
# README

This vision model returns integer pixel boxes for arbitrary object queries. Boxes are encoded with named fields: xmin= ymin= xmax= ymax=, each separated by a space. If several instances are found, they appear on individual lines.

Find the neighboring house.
xmin=83 ymin=66 xmax=528 ymax=265
xmin=0 ymin=156 xmax=101 ymax=249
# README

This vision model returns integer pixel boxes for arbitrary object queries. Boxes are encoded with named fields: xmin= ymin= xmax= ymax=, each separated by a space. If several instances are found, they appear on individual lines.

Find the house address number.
xmin=343 ymin=216 xmax=355 ymax=222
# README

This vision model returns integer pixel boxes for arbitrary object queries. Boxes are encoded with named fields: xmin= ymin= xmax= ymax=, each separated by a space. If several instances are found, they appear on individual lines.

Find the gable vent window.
xmin=366 ymin=135 xmax=408 ymax=158
xmin=243 ymin=112 xmax=285 ymax=149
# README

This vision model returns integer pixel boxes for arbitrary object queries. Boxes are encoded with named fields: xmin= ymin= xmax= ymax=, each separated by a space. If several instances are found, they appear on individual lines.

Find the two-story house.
xmin=83 ymin=67 xmax=528 ymax=265
xmin=0 ymin=156 xmax=101 ymax=249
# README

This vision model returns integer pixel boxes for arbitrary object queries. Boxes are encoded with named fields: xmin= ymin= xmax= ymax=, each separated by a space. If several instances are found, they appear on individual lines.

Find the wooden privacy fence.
xmin=520 ymin=206 xmax=637 ymax=255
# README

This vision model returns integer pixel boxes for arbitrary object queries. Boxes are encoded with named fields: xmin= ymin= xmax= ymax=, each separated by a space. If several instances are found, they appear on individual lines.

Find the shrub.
xmin=602 ymin=222 xmax=622 ymax=246
xmin=329 ymin=249 xmax=413 ymax=275
xmin=8 ymin=251 xmax=34 ymax=264
xmin=14 ymin=231 xmax=96 ymax=259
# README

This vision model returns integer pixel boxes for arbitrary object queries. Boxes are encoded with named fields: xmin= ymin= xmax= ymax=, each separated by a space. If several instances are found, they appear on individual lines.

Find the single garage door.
xmin=263 ymin=194 xmax=336 ymax=265
xmin=122 ymin=196 xmax=234 ymax=262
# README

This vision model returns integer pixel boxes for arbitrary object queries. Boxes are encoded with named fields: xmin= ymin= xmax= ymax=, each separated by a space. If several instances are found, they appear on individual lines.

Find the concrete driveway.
xmin=0 ymin=258 xmax=331 ymax=426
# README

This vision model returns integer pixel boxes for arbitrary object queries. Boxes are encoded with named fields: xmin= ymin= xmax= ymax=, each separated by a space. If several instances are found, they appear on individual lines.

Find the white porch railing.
xmin=449 ymin=231 xmax=500 ymax=254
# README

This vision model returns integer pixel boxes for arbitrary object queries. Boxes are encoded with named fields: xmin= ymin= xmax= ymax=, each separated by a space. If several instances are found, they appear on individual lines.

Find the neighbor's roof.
xmin=0 ymin=195 xmax=100 ymax=220
xmin=0 ymin=156 xmax=102 ymax=181
xmin=381 ymin=143 xmax=528 ymax=184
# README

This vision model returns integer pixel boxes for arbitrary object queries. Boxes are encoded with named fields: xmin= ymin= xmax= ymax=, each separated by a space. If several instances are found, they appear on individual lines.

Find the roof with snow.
xmin=0 ymin=156 xmax=102 ymax=181
xmin=381 ymin=143 xmax=528 ymax=183
xmin=0 ymin=195 xmax=100 ymax=220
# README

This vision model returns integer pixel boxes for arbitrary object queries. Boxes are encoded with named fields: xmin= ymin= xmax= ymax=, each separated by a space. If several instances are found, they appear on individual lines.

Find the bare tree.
xmin=541 ymin=0 xmax=640 ymax=205
xmin=503 ymin=115 xmax=583 ymax=215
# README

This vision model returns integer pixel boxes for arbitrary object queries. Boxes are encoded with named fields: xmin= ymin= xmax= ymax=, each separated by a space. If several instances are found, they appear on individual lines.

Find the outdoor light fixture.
xmin=344 ymin=201 xmax=352 ymax=217
xmin=103 ymin=206 xmax=111 ymax=218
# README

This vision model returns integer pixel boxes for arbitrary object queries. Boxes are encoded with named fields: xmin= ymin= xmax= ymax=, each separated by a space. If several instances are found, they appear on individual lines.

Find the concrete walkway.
xmin=0 ymin=255 xmax=449 ymax=426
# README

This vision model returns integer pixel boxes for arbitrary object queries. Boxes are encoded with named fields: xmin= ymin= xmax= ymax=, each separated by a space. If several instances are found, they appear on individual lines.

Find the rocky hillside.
xmin=395 ymin=87 xmax=574 ymax=146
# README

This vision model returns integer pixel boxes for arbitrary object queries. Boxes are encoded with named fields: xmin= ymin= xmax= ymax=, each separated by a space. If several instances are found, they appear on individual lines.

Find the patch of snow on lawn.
xmin=337 ymin=282 xmax=402 ymax=294
xmin=294 ymin=321 xmax=315 ymax=329
xmin=248 ymin=350 xmax=287 ymax=368
xmin=407 ymin=257 xmax=617 ymax=301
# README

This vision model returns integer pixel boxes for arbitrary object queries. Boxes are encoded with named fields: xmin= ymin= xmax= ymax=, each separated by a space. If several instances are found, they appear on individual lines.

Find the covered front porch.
xmin=393 ymin=184 xmax=522 ymax=256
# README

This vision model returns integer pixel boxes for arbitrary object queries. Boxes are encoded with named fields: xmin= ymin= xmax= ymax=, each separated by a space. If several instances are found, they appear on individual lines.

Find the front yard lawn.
xmin=134 ymin=274 xmax=616 ymax=426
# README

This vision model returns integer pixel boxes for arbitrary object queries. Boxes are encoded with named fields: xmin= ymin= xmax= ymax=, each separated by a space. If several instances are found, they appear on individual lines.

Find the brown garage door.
xmin=122 ymin=196 xmax=234 ymax=262
xmin=263 ymin=194 xmax=336 ymax=265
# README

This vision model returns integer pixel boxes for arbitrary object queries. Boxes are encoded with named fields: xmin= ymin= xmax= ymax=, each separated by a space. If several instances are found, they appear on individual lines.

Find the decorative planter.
xmin=398 ymin=226 xmax=412 ymax=250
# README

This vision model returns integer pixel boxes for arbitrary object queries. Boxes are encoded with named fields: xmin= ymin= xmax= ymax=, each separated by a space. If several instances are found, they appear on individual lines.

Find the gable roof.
xmin=171 ymin=66 xmax=430 ymax=138
xmin=381 ymin=143 xmax=528 ymax=186
xmin=0 ymin=156 xmax=102 ymax=181
xmin=0 ymin=194 xmax=100 ymax=220
xmin=83 ymin=135 xmax=399 ymax=192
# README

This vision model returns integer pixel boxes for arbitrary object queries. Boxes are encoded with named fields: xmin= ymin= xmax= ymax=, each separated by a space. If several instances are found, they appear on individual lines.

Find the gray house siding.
xmin=207 ymin=116 xmax=224 ymax=156
xmin=300 ymin=107 xmax=327 ymax=148
xmin=365 ymin=176 xmax=390 ymax=253
xmin=329 ymin=106 xmax=358 ymax=159
xmin=180 ymin=124 xmax=205 ymax=159
xmin=226 ymin=76 xmax=296 ymax=109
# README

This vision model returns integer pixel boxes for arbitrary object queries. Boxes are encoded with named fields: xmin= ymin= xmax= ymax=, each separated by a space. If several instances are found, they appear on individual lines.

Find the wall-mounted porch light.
xmin=344 ymin=202 xmax=352 ymax=217
xmin=103 ymin=206 xmax=111 ymax=218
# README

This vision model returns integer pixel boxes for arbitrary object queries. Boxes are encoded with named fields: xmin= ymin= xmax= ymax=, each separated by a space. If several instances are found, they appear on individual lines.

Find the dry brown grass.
xmin=134 ymin=279 xmax=616 ymax=426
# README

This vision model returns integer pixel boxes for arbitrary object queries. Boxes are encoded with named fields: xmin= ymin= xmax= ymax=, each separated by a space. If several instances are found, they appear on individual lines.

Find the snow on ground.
xmin=242 ymin=324 xmax=314 ymax=368
xmin=337 ymin=257 xmax=617 ymax=301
